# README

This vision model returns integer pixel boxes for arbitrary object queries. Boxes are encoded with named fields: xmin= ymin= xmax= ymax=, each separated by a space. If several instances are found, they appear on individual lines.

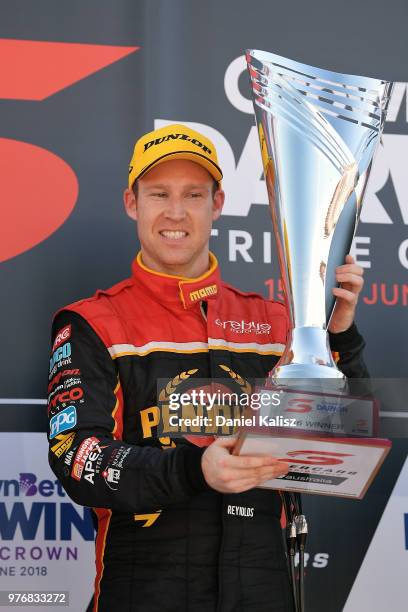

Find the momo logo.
xmin=279 ymin=450 xmax=353 ymax=466
xmin=189 ymin=284 xmax=218 ymax=302
xmin=0 ymin=38 xmax=139 ymax=263
xmin=49 ymin=406 xmax=77 ymax=439
xmin=144 ymin=133 xmax=212 ymax=155
xmin=215 ymin=318 xmax=271 ymax=335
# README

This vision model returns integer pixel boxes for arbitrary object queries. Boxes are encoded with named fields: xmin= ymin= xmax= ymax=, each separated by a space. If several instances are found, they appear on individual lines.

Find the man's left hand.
xmin=328 ymin=254 xmax=364 ymax=334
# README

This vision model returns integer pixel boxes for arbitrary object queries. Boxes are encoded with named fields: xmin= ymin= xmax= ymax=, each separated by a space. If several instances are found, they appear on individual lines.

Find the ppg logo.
xmin=49 ymin=405 xmax=77 ymax=439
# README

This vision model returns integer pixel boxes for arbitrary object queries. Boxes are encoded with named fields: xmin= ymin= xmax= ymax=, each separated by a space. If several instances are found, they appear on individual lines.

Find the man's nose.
xmin=164 ymin=197 xmax=187 ymax=221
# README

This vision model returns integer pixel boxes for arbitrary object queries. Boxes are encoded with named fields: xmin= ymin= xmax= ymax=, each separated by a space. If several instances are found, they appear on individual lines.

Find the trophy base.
xmin=270 ymin=327 xmax=346 ymax=390
xmin=272 ymin=363 xmax=345 ymax=380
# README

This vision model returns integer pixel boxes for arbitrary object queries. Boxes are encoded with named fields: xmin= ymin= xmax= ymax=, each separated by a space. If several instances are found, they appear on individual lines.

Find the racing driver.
xmin=47 ymin=123 xmax=368 ymax=612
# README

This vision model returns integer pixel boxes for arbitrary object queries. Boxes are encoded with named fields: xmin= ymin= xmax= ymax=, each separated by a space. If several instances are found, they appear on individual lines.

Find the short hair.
xmin=132 ymin=178 xmax=219 ymax=198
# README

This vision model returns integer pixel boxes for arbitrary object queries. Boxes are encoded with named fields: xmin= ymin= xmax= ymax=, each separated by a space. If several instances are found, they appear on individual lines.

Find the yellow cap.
xmin=128 ymin=123 xmax=223 ymax=189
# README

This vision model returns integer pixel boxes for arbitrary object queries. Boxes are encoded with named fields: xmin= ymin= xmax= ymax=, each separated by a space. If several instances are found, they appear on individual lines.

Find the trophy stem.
xmin=273 ymin=327 xmax=345 ymax=380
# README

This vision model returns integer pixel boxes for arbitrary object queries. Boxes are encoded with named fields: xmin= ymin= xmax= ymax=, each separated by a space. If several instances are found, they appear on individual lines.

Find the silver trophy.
xmin=246 ymin=50 xmax=393 ymax=380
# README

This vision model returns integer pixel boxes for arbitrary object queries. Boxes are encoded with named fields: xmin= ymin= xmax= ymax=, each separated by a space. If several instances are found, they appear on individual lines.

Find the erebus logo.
xmin=215 ymin=318 xmax=271 ymax=335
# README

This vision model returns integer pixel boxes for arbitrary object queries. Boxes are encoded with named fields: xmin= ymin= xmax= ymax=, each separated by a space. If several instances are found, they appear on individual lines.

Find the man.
xmin=47 ymin=124 xmax=368 ymax=611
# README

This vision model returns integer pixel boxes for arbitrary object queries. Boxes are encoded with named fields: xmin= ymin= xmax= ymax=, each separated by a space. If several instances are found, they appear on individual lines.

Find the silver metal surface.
xmin=246 ymin=50 xmax=393 ymax=379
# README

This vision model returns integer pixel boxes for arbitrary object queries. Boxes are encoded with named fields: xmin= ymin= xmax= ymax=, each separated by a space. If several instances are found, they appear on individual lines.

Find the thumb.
xmin=213 ymin=435 xmax=238 ymax=449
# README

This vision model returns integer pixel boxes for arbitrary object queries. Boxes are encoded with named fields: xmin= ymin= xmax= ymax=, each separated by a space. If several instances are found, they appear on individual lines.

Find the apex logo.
xmin=0 ymin=38 xmax=139 ymax=263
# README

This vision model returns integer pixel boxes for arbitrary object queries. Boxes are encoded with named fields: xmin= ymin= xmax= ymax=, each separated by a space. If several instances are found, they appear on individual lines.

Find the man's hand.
xmin=328 ymin=254 xmax=364 ymax=334
xmin=201 ymin=436 xmax=289 ymax=494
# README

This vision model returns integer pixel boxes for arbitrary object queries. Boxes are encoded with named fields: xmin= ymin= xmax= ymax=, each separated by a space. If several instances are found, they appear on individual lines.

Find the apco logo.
xmin=279 ymin=450 xmax=353 ymax=466
xmin=0 ymin=38 xmax=139 ymax=263
xmin=49 ymin=342 xmax=72 ymax=372
xmin=49 ymin=406 xmax=77 ymax=439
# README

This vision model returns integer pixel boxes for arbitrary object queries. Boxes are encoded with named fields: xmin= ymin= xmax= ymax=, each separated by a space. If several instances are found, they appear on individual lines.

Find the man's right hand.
xmin=201 ymin=436 xmax=289 ymax=494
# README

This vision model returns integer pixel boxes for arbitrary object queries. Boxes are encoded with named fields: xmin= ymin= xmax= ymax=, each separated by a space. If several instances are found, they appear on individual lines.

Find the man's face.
xmin=124 ymin=159 xmax=224 ymax=277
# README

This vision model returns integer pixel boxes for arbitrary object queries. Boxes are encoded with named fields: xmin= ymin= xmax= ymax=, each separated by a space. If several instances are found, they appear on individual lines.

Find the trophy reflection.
xmin=246 ymin=50 xmax=393 ymax=380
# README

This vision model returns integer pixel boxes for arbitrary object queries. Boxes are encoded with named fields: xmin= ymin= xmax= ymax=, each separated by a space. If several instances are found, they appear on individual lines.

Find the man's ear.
xmin=212 ymin=189 xmax=225 ymax=221
xmin=123 ymin=188 xmax=138 ymax=221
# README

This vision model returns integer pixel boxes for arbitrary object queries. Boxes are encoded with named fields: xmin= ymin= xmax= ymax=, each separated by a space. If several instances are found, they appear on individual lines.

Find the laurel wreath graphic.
xmin=158 ymin=369 xmax=199 ymax=401
xmin=218 ymin=364 xmax=252 ymax=395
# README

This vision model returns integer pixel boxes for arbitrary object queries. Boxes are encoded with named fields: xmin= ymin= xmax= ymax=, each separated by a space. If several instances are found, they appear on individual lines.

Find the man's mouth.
xmin=159 ymin=230 xmax=188 ymax=240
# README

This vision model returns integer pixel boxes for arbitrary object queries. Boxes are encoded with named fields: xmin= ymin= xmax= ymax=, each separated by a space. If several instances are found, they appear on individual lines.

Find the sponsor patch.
xmin=49 ymin=405 xmax=77 ymax=439
xmin=49 ymin=342 xmax=71 ymax=373
xmin=52 ymin=324 xmax=71 ymax=351
xmin=71 ymin=437 xmax=101 ymax=481
xmin=48 ymin=368 xmax=81 ymax=393
xmin=50 ymin=432 xmax=76 ymax=457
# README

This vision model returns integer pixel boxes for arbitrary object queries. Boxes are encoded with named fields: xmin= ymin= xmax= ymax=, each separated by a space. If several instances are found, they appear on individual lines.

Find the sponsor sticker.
xmin=52 ymin=324 xmax=71 ymax=351
xmin=48 ymin=386 xmax=84 ymax=412
xmin=49 ymin=342 xmax=72 ymax=373
xmin=50 ymin=432 xmax=76 ymax=457
xmin=48 ymin=369 xmax=81 ymax=393
xmin=49 ymin=406 xmax=77 ymax=439
xmin=71 ymin=437 xmax=101 ymax=482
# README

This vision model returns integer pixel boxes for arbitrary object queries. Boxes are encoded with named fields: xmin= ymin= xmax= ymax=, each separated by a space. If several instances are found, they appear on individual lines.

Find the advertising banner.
xmin=0 ymin=434 xmax=94 ymax=611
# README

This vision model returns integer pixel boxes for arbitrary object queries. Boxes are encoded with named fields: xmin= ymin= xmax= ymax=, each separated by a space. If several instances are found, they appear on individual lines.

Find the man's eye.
xmin=189 ymin=192 xmax=203 ymax=198
xmin=151 ymin=192 xmax=167 ymax=198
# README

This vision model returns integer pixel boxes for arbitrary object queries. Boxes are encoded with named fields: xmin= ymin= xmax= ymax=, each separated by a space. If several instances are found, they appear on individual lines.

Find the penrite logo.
xmin=0 ymin=38 xmax=139 ymax=263
xmin=278 ymin=450 xmax=353 ymax=466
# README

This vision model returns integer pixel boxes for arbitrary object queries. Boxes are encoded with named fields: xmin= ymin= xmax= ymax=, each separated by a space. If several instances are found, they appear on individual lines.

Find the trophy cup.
xmin=246 ymin=50 xmax=393 ymax=380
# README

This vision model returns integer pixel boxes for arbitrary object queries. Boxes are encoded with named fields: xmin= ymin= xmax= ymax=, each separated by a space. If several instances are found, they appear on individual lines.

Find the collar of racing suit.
xmin=131 ymin=251 xmax=222 ymax=309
